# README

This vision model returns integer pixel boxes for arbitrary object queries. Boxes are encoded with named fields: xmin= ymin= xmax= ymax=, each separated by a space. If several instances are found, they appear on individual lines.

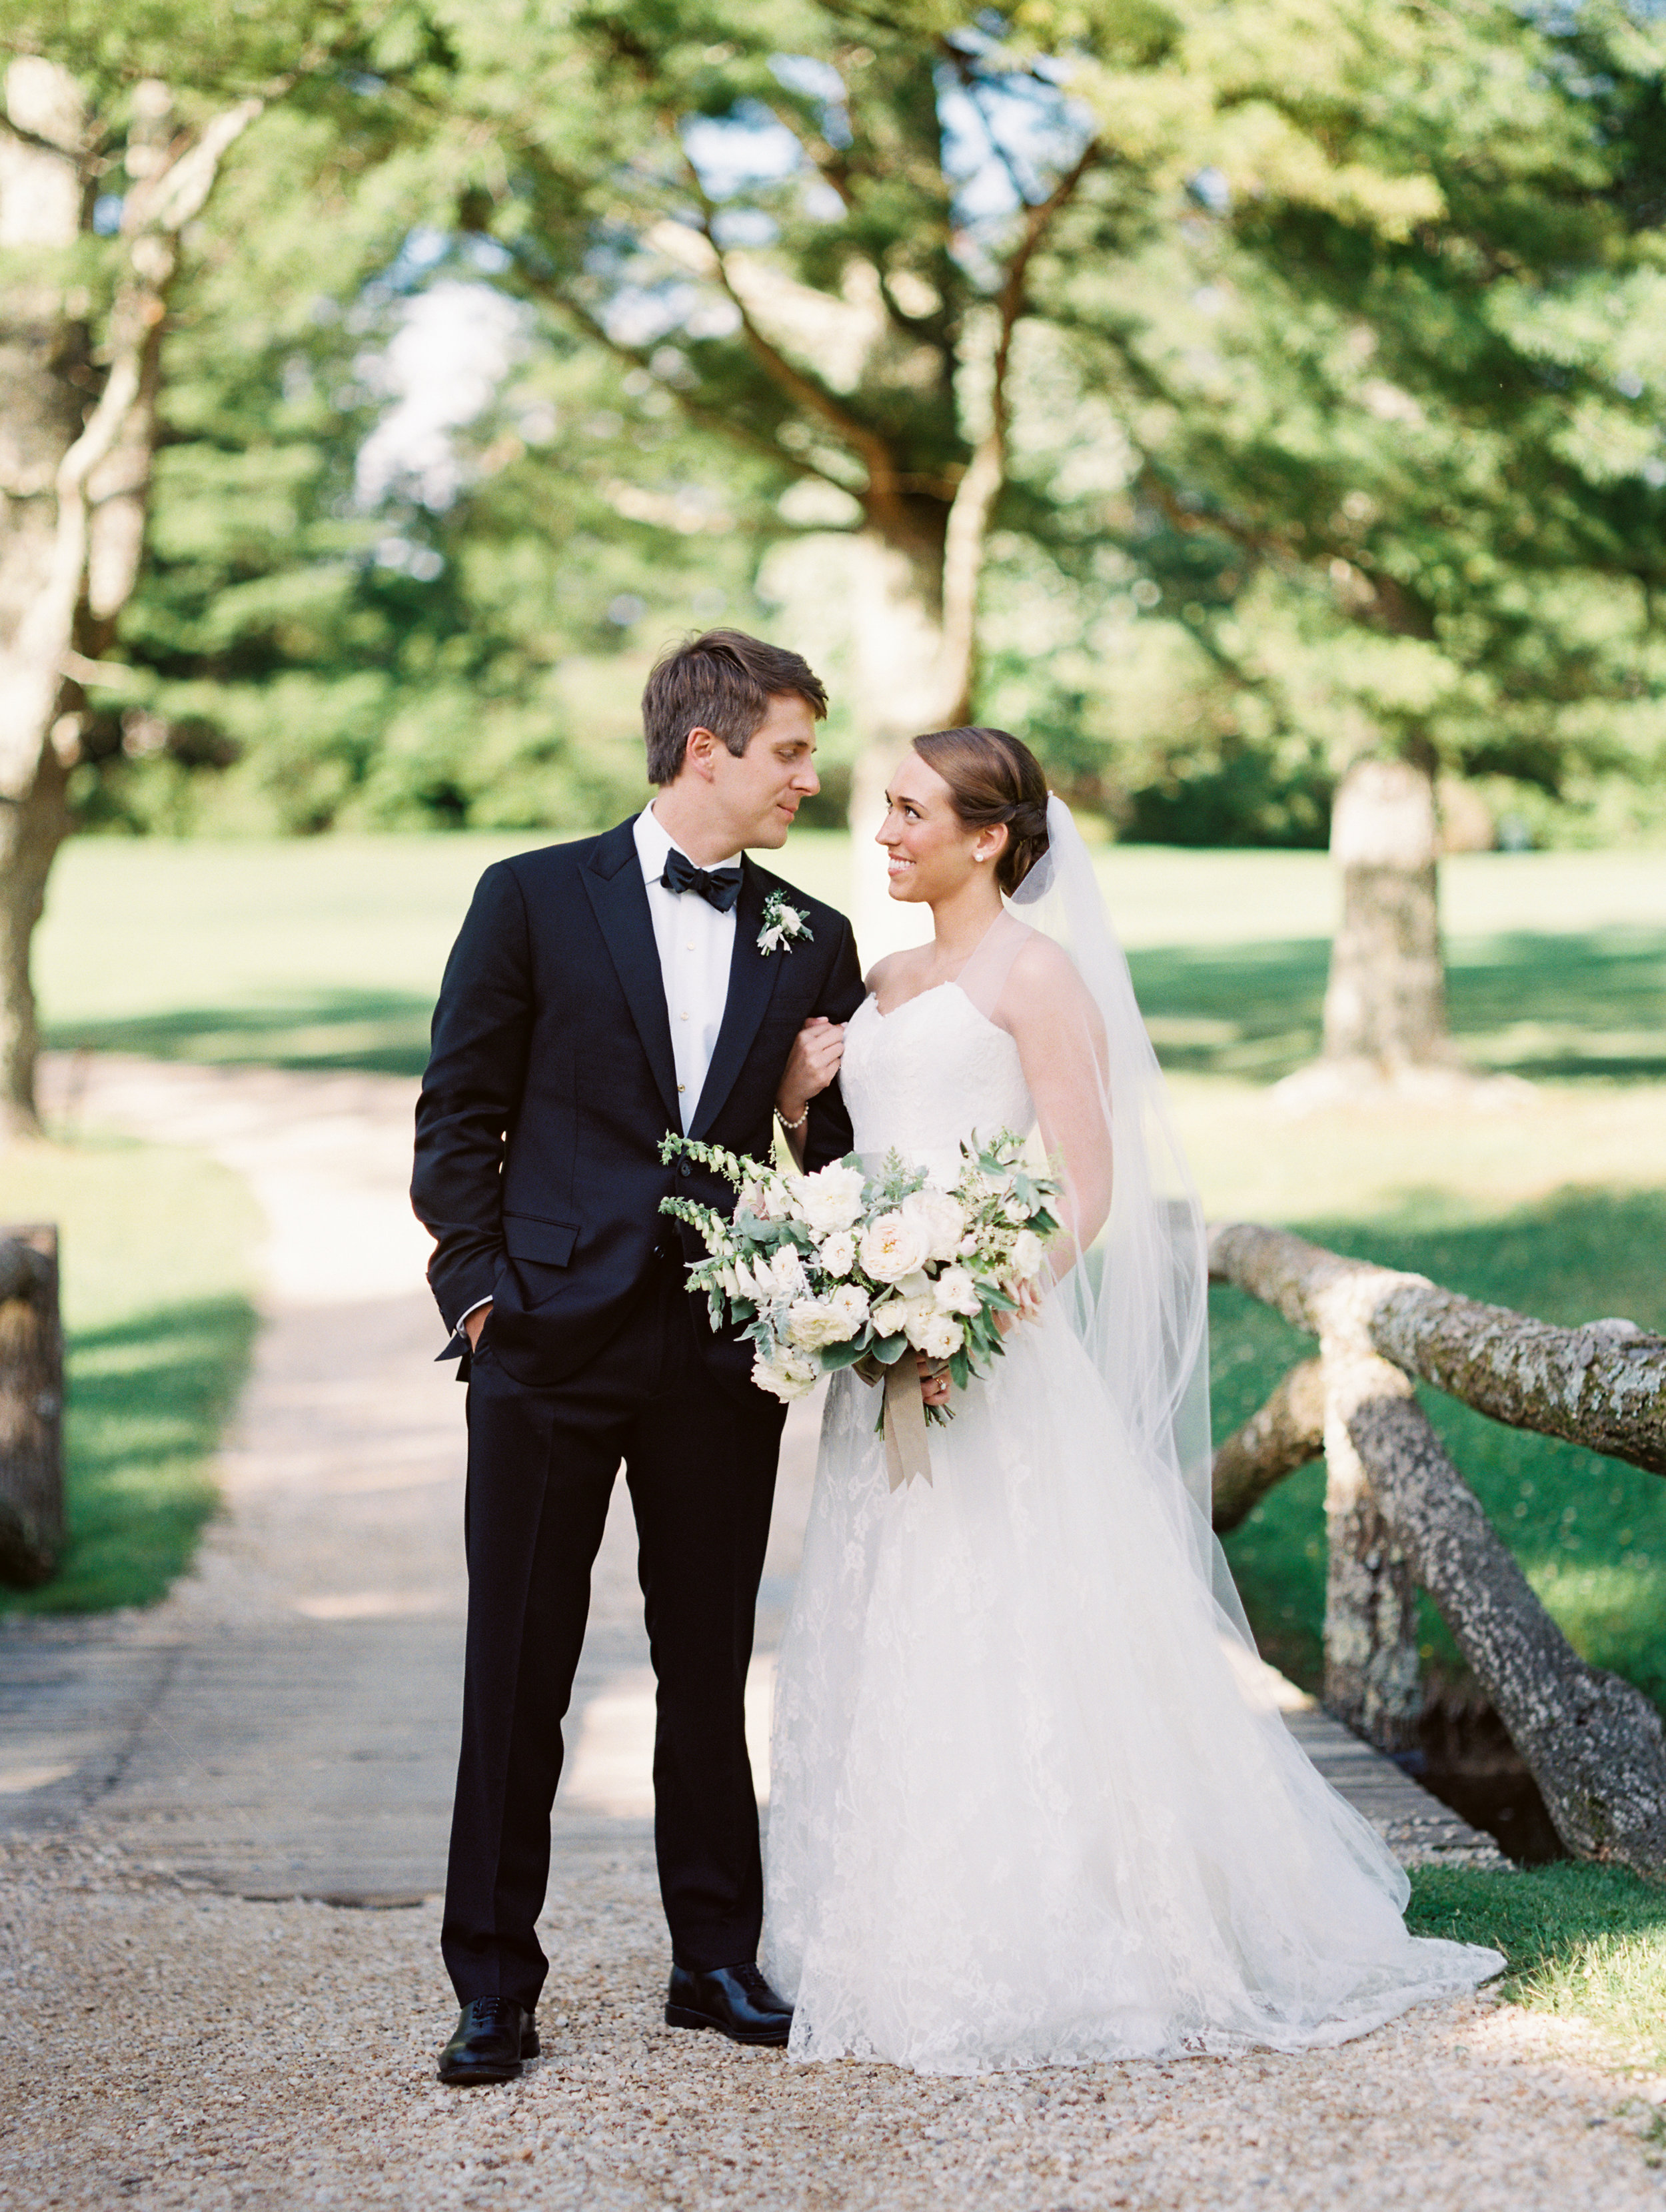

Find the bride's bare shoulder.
xmin=864 ymin=947 xmax=922 ymax=997
xmin=1004 ymin=928 xmax=1086 ymax=1005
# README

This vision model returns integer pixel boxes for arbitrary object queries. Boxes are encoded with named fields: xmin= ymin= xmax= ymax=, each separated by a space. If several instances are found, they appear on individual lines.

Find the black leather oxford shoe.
xmin=437 ymin=1995 xmax=540 ymax=2085
xmin=665 ymin=1961 xmax=792 ymax=2046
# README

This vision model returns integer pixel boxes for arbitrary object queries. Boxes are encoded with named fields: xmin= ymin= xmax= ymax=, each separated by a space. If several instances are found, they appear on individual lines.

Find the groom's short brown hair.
xmin=642 ymin=630 xmax=828 ymax=785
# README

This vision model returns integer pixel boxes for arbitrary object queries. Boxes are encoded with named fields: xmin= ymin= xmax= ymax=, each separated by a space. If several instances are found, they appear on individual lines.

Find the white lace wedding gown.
xmin=761 ymin=981 xmax=1502 ymax=2075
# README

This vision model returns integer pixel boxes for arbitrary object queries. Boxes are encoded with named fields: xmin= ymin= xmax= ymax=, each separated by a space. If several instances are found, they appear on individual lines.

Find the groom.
xmin=411 ymin=631 xmax=863 ymax=2085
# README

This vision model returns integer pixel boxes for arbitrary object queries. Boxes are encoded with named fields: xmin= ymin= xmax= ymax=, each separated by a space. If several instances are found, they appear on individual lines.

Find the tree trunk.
xmin=0 ymin=61 xmax=85 ymax=1139
xmin=1321 ymin=754 xmax=1453 ymax=1073
xmin=845 ymin=530 xmax=957 ymax=956
xmin=0 ymin=68 xmax=265 ymax=1139
xmin=0 ymin=748 xmax=70 ymax=1139
xmin=0 ymin=1225 xmax=64 ymax=1586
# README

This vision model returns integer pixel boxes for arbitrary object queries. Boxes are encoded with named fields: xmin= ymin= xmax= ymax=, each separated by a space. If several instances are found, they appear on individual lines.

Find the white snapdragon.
xmin=794 ymin=1161 xmax=868 ymax=1233
xmin=860 ymin=1209 xmax=932 ymax=1283
xmin=900 ymin=1185 xmax=965 ymax=1263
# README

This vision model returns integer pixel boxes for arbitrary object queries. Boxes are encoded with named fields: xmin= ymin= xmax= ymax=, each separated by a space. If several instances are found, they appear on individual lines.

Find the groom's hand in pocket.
xmin=464 ymin=1303 xmax=492 ymax=1351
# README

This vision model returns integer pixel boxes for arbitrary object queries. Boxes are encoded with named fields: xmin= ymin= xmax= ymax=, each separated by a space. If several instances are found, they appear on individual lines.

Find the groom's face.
xmin=708 ymin=692 xmax=821 ymax=849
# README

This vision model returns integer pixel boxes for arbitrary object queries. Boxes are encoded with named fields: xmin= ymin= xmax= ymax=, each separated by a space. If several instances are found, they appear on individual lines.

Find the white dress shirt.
xmin=455 ymin=806 xmax=742 ymax=1339
xmin=632 ymin=802 xmax=740 ymax=1131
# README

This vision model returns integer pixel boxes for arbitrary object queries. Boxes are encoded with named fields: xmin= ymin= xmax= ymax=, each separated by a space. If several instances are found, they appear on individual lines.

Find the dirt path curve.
xmin=1 ymin=1054 xmax=1661 ymax=2210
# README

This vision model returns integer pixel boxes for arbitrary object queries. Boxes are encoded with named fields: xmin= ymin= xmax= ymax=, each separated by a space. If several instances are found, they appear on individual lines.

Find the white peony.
xmin=917 ymin=1313 xmax=964 ymax=1361
xmin=900 ymin=1185 xmax=966 ymax=1263
xmin=860 ymin=1209 xmax=932 ymax=1284
xmin=828 ymin=1281 xmax=870 ymax=1333
xmin=932 ymin=1265 xmax=981 ymax=1317
xmin=787 ymin=1298 xmax=859 ymax=1350
xmin=794 ymin=1161 xmax=868 ymax=1234
xmin=817 ymin=1229 xmax=857 ymax=1278
xmin=869 ymin=1295 xmax=910 ymax=1341
xmin=1010 ymin=1229 xmax=1046 ymax=1282
xmin=752 ymin=1349 xmax=820 ymax=1401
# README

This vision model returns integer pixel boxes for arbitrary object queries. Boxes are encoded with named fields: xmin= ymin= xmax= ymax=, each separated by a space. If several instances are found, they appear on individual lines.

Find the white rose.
xmin=817 ymin=1229 xmax=857 ymax=1278
xmin=1003 ymin=1196 xmax=1030 ymax=1225
xmin=932 ymin=1265 xmax=981 ymax=1317
xmin=900 ymin=1293 xmax=944 ymax=1351
xmin=1010 ymin=1229 xmax=1046 ymax=1282
xmin=869 ymin=1295 xmax=910 ymax=1341
xmin=768 ymin=1246 xmax=808 ymax=1297
xmin=752 ymin=1349 xmax=819 ymax=1402
xmin=828 ymin=1282 xmax=870 ymax=1333
xmin=918 ymin=1313 xmax=964 ymax=1361
xmin=787 ymin=1298 xmax=858 ymax=1350
xmin=956 ymin=1232 xmax=980 ymax=1257
xmin=860 ymin=1209 xmax=932 ymax=1284
xmin=794 ymin=1161 xmax=868 ymax=1234
xmin=900 ymin=1186 xmax=966 ymax=1263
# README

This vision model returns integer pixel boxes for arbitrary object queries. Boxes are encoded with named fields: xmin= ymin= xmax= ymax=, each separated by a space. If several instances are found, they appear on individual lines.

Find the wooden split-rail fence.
xmin=1209 ymin=1221 xmax=1666 ymax=1879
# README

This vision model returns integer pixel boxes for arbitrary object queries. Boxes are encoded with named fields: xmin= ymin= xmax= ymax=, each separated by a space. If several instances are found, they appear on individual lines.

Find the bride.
xmin=761 ymin=724 xmax=1501 ymax=2075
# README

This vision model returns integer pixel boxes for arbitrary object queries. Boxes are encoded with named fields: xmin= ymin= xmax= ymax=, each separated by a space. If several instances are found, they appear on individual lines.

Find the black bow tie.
xmin=661 ymin=847 xmax=742 ymax=913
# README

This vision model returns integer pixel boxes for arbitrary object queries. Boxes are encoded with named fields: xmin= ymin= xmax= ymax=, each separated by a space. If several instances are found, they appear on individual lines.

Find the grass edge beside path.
xmin=1408 ymin=1862 xmax=1666 ymax=2077
xmin=0 ymin=1131 xmax=262 ymax=1615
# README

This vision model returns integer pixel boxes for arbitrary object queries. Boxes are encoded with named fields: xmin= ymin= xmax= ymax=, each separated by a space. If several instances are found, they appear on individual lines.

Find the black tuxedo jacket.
xmin=411 ymin=818 xmax=866 ymax=1390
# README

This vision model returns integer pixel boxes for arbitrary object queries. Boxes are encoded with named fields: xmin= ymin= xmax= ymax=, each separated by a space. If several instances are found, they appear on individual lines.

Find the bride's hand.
xmin=916 ymin=1353 xmax=951 ymax=1409
xmin=776 ymin=1016 xmax=845 ymax=1126
xmin=994 ymin=1280 xmax=1044 ymax=1339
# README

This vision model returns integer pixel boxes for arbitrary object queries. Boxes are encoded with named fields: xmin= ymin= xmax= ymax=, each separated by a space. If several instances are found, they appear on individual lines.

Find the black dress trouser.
xmin=440 ymin=1262 xmax=785 ymax=2011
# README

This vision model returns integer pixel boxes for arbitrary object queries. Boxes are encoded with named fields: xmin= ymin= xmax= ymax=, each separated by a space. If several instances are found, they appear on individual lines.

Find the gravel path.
xmin=1 ymin=1055 xmax=1659 ymax=2209
xmin=5 ymin=1830 xmax=1664 ymax=2211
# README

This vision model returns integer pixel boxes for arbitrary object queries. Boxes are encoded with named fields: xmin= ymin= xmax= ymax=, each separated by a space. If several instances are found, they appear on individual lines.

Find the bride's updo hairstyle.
xmin=912 ymin=726 xmax=1050 ymax=895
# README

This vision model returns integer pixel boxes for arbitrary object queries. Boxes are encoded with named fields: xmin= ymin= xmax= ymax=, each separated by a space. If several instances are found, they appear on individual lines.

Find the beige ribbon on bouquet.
xmin=881 ymin=1359 xmax=934 ymax=1492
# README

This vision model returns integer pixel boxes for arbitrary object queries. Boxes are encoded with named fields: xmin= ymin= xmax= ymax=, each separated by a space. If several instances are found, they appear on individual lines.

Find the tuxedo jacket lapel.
xmin=691 ymin=859 xmax=781 ymax=1139
xmin=580 ymin=820 xmax=681 ymax=1127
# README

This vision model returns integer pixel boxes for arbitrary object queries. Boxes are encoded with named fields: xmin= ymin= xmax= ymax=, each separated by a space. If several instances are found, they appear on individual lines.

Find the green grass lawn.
xmin=15 ymin=830 xmax=1666 ymax=2051
xmin=37 ymin=833 xmax=1666 ymax=1083
xmin=0 ymin=1133 xmax=261 ymax=1615
xmin=24 ymin=833 xmax=1666 ymax=1704
xmin=1408 ymin=1861 xmax=1666 ymax=2073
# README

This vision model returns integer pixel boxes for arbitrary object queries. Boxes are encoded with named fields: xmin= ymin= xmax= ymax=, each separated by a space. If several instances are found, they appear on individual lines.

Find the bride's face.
xmin=876 ymin=752 xmax=1003 ymax=903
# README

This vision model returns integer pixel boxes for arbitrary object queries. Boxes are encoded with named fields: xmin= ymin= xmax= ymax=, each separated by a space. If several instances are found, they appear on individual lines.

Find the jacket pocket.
xmin=502 ymin=1214 xmax=578 ymax=1267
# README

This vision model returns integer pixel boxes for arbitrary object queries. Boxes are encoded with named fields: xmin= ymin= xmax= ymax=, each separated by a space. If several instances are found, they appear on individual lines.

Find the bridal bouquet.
xmin=658 ymin=1131 xmax=1063 ymax=1434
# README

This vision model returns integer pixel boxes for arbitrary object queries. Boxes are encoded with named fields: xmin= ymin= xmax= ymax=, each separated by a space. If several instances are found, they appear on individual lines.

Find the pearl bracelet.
xmin=776 ymin=1102 xmax=810 ymax=1131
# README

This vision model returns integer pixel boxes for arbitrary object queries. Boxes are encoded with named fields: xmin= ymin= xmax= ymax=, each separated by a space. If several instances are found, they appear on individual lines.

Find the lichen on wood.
xmin=1211 ymin=1359 xmax=1324 ymax=1532
xmin=1207 ymin=1217 xmax=1666 ymax=1877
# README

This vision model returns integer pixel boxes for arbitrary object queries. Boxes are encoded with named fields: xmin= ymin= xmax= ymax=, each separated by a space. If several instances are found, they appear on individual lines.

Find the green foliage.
xmin=1407 ymin=1862 xmax=1666 ymax=2069
xmin=41 ymin=0 xmax=1666 ymax=845
xmin=0 ymin=1135 xmax=261 ymax=1615
xmin=1034 ymin=0 xmax=1666 ymax=810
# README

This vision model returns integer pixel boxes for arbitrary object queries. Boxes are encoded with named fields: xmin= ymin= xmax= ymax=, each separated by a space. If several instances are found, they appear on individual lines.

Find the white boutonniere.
xmin=758 ymin=889 xmax=813 ymax=957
